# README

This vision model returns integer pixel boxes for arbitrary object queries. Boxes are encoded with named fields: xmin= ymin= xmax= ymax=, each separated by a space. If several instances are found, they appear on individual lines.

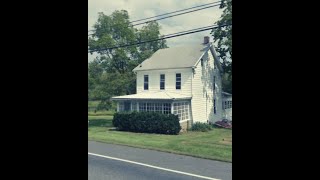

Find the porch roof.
xmin=111 ymin=91 xmax=192 ymax=101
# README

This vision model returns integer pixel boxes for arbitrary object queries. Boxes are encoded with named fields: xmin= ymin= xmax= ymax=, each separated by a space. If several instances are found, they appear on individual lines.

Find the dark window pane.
xmin=160 ymin=74 xmax=165 ymax=90
xmin=176 ymin=73 xmax=181 ymax=90
xmin=160 ymin=82 xmax=165 ymax=90
xmin=144 ymin=75 xmax=148 ymax=90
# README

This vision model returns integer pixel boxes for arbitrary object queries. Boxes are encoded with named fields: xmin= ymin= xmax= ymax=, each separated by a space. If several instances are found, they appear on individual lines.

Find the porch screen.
xmin=173 ymin=102 xmax=190 ymax=121
xmin=118 ymin=102 xmax=124 ymax=111
xmin=139 ymin=102 xmax=171 ymax=114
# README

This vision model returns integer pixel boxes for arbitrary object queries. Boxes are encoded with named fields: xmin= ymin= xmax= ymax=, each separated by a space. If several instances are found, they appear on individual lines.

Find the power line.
xmin=88 ymin=24 xmax=216 ymax=37
xmin=155 ymin=25 xmax=216 ymax=37
xmin=88 ymin=1 xmax=221 ymax=35
xmin=129 ymin=1 xmax=221 ymax=23
xmin=88 ymin=24 xmax=231 ymax=52
xmin=131 ymin=4 xmax=220 ymax=26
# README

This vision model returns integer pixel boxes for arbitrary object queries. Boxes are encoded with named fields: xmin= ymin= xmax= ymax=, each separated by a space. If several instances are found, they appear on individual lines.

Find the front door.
xmin=124 ymin=101 xmax=131 ymax=111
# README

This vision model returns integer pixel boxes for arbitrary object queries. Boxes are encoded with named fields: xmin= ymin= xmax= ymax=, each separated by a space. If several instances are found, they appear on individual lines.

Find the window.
xmin=163 ymin=103 xmax=171 ymax=114
xmin=160 ymin=74 xmax=165 ymax=90
xmin=119 ymin=102 xmax=124 ymax=112
xmin=138 ymin=102 xmax=171 ymax=114
xmin=147 ymin=103 xmax=155 ymax=111
xmin=223 ymin=100 xmax=232 ymax=109
xmin=228 ymin=101 xmax=232 ymax=109
xmin=214 ymin=99 xmax=216 ymax=114
xmin=176 ymin=73 xmax=181 ymax=90
xmin=139 ymin=102 xmax=147 ymax=111
xmin=155 ymin=103 xmax=162 ymax=113
xmin=144 ymin=75 xmax=149 ymax=90
xmin=173 ymin=102 xmax=190 ymax=121
xmin=131 ymin=102 xmax=137 ymax=111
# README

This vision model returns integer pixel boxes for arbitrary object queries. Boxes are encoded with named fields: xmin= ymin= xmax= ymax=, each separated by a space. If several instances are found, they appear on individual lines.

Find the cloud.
xmin=88 ymin=0 xmax=223 ymax=61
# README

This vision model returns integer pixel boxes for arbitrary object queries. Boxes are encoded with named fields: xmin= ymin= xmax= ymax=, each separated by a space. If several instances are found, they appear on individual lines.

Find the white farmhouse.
xmin=111 ymin=36 xmax=224 ymax=130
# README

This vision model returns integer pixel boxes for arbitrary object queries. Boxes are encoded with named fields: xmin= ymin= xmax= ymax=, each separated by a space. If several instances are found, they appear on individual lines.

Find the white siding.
xmin=136 ymin=68 xmax=193 ymax=96
xmin=210 ymin=51 xmax=223 ymax=123
xmin=191 ymin=50 xmax=223 ymax=123
xmin=191 ymin=58 xmax=207 ymax=123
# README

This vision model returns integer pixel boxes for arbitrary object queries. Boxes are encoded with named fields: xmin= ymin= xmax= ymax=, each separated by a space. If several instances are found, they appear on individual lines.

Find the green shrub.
xmin=113 ymin=111 xmax=181 ymax=135
xmin=190 ymin=122 xmax=213 ymax=132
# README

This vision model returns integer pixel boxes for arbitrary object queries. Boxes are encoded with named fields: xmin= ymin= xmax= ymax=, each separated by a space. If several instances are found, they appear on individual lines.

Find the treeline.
xmin=88 ymin=10 xmax=168 ymax=109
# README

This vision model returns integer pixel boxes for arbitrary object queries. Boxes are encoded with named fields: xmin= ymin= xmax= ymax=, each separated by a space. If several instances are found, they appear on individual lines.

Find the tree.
xmin=88 ymin=10 xmax=167 ymax=109
xmin=88 ymin=11 xmax=167 ymax=73
xmin=211 ymin=0 xmax=232 ymax=93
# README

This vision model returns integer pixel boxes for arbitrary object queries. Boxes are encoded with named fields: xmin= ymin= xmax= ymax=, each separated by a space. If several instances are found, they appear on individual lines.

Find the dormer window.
xmin=144 ymin=75 xmax=149 ymax=90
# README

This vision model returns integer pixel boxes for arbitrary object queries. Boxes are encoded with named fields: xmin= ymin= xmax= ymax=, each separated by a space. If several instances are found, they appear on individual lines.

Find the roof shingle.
xmin=133 ymin=44 xmax=210 ymax=71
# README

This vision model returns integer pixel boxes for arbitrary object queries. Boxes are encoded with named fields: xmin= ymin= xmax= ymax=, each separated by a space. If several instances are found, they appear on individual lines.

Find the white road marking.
xmin=88 ymin=152 xmax=221 ymax=180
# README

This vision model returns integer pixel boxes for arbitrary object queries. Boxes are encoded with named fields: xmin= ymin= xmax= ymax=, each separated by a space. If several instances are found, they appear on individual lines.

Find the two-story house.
xmin=111 ymin=36 xmax=224 ymax=130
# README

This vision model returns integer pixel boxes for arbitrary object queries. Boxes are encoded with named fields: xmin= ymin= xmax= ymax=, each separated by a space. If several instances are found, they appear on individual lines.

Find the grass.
xmin=88 ymin=115 xmax=232 ymax=162
xmin=88 ymin=111 xmax=115 ymax=116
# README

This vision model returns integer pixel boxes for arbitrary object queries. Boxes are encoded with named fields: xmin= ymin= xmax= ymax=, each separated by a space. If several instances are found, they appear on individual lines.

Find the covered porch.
xmin=111 ymin=92 xmax=192 ymax=122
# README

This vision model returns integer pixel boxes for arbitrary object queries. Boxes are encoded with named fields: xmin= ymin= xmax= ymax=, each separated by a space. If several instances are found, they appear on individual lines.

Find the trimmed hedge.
xmin=190 ymin=122 xmax=213 ymax=132
xmin=113 ymin=111 xmax=181 ymax=135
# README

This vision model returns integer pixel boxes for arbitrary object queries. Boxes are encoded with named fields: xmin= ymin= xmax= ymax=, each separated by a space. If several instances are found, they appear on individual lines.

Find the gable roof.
xmin=133 ymin=43 xmax=210 ymax=71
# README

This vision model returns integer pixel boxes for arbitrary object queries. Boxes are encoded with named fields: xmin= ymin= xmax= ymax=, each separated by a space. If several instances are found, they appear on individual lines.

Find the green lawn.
xmin=88 ymin=115 xmax=232 ymax=162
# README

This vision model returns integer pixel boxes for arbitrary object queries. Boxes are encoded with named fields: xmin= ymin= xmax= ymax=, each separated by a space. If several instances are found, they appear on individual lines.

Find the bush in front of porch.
xmin=190 ymin=122 xmax=213 ymax=132
xmin=113 ymin=111 xmax=181 ymax=135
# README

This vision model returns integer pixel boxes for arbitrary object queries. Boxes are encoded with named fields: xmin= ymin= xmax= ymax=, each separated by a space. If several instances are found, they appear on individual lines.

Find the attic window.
xmin=201 ymin=58 xmax=204 ymax=66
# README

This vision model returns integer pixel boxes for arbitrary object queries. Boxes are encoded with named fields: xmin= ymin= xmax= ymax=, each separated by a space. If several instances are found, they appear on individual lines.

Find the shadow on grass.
xmin=108 ymin=128 xmax=117 ymax=131
xmin=89 ymin=119 xmax=113 ymax=127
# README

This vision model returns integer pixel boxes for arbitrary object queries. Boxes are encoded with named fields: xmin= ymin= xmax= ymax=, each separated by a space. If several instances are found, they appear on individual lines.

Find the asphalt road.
xmin=88 ymin=141 xmax=232 ymax=180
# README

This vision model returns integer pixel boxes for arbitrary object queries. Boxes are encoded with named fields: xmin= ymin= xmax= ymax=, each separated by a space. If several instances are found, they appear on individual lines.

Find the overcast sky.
xmin=88 ymin=0 xmax=223 ymax=61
